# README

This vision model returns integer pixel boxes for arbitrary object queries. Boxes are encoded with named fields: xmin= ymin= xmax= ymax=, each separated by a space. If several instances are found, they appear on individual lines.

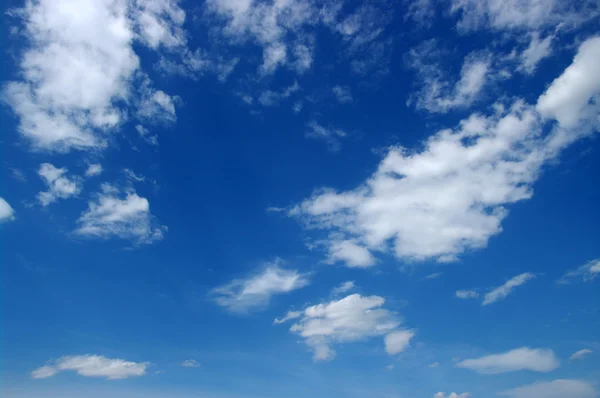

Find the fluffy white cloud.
xmin=407 ymin=41 xmax=491 ymax=113
xmin=284 ymin=293 xmax=412 ymax=361
xmin=457 ymin=347 xmax=559 ymax=374
xmin=332 ymin=85 xmax=353 ymax=103
xmin=434 ymin=393 xmax=471 ymax=398
xmin=558 ymin=259 xmax=600 ymax=283
xmin=85 ymin=164 xmax=103 ymax=177
xmin=456 ymin=290 xmax=479 ymax=299
xmin=3 ymin=0 xmax=180 ymax=152
xmin=499 ymin=379 xmax=598 ymax=398
xmin=384 ymin=330 xmax=415 ymax=355
xmin=326 ymin=240 xmax=376 ymax=268
xmin=537 ymin=36 xmax=600 ymax=130
xmin=482 ymin=272 xmax=535 ymax=305
xmin=290 ymin=37 xmax=600 ymax=264
xmin=570 ymin=349 xmax=593 ymax=361
xmin=75 ymin=184 xmax=166 ymax=244
xmin=133 ymin=0 xmax=186 ymax=50
xmin=0 ymin=197 xmax=16 ymax=222
xmin=180 ymin=359 xmax=200 ymax=368
xmin=331 ymin=281 xmax=355 ymax=295
xmin=211 ymin=261 xmax=309 ymax=313
xmin=519 ymin=32 xmax=553 ymax=74
xmin=37 ymin=163 xmax=82 ymax=206
xmin=31 ymin=355 xmax=148 ymax=380
xmin=305 ymin=121 xmax=347 ymax=151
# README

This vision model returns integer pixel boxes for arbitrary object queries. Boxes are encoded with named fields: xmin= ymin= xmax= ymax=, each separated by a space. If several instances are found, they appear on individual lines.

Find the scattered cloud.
xmin=456 ymin=290 xmax=479 ymax=299
xmin=31 ymin=355 xmax=148 ymax=380
xmin=305 ymin=121 xmax=347 ymax=151
xmin=434 ymin=393 xmax=471 ymax=398
xmin=180 ymin=359 xmax=200 ymax=368
xmin=3 ymin=0 xmax=179 ymax=153
xmin=258 ymin=81 xmax=300 ymax=107
xmin=326 ymin=239 xmax=376 ymax=268
xmin=274 ymin=310 xmax=302 ymax=325
xmin=75 ymin=184 xmax=166 ymax=244
xmin=331 ymin=281 xmax=356 ymax=296
xmin=456 ymin=347 xmax=559 ymax=374
xmin=499 ymin=379 xmax=598 ymax=398
xmin=284 ymin=293 xmax=412 ymax=361
xmin=37 ymin=163 xmax=82 ymax=206
xmin=519 ymin=32 xmax=553 ymax=74
xmin=10 ymin=168 xmax=27 ymax=182
xmin=570 ymin=349 xmax=593 ymax=361
xmin=424 ymin=272 xmax=443 ymax=280
xmin=429 ymin=362 xmax=440 ymax=368
xmin=384 ymin=330 xmax=416 ymax=355
xmin=85 ymin=164 xmax=103 ymax=177
xmin=135 ymin=124 xmax=159 ymax=146
xmin=482 ymin=272 xmax=535 ymax=305
xmin=558 ymin=259 xmax=600 ymax=284
xmin=211 ymin=261 xmax=310 ymax=313
xmin=332 ymin=85 xmax=353 ymax=103
xmin=0 ymin=197 xmax=16 ymax=223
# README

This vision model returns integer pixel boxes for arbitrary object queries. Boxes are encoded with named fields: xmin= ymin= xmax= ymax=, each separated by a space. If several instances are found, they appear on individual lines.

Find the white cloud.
xmin=0 ymin=198 xmax=16 ymax=223
xmin=424 ymin=272 xmax=443 ymax=279
xmin=290 ymin=39 xmax=600 ymax=264
xmin=407 ymin=43 xmax=491 ymax=113
xmin=31 ymin=355 xmax=148 ymax=380
xmin=456 ymin=290 xmax=479 ymax=299
xmin=331 ymin=281 xmax=355 ymax=295
xmin=434 ymin=393 xmax=471 ymax=398
xmin=558 ymin=259 xmax=600 ymax=284
xmin=211 ymin=261 xmax=309 ymax=313
xmin=519 ymin=32 xmax=553 ymax=74
xmin=449 ymin=0 xmax=597 ymax=32
xmin=258 ymin=81 xmax=300 ymax=107
xmin=133 ymin=0 xmax=186 ymax=50
xmin=429 ymin=362 xmax=440 ymax=368
xmin=326 ymin=240 xmax=376 ymax=268
xmin=570 ymin=349 xmax=593 ymax=361
xmin=305 ymin=120 xmax=347 ymax=151
xmin=10 ymin=168 xmax=27 ymax=182
xmin=285 ymin=293 xmax=412 ymax=361
xmin=85 ymin=164 xmax=103 ymax=177
xmin=180 ymin=359 xmax=200 ymax=368
xmin=537 ymin=36 xmax=600 ymax=130
xmin=482 ymin=272 xmax=535 ymax=305
xmin=273 ymin=310 xmax=302 ymax=325
xmin=457 ymin=347 xmax=559 ymax=374
xmin=3 ymin=0 xmax=179 ymax=152
xmin=37 ymin=163 xmax=82 ymax=206
xmin=499 ymin=379 xmax=598 ymax=398
xmin=384 ymin=330 xmax=415 ymax=355
xmin=332 ymin=85 xmax=353 ymax=103
xmin=405 ymin=0 xmax=435 ymax=27
xmin=75 ymin=184 xmax=166 ymax=244
xmin=135 ymin=124 xmax=159 ymax=146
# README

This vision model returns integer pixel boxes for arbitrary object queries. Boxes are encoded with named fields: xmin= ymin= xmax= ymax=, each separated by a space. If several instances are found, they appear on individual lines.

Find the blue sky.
xmin=1 ymin=0 xmax=600 ymax=397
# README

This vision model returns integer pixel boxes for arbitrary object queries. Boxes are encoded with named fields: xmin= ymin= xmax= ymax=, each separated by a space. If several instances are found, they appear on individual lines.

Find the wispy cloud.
xmin=558 ymin=259 xmax=600 ymax=284
xmin=31 ymin=355 xmax=149 ymax=380
xmin=482 ymin=272 xmax=535 ymax=305
xmin=456 ymin=347 xmax=559 ymax=374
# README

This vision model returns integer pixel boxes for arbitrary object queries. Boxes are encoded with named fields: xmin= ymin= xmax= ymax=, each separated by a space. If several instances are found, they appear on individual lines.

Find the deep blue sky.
xmin=1 ymin=1 xmax=600 ymax=398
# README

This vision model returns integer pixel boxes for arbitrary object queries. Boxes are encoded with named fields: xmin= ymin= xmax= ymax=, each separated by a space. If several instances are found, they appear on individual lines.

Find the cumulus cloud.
xmin=210 ymin=261 xmax=310 ymax=313
xmin=457 ymin=347 xmax=559 ymax=374
xmin=499 ymin=379 xmax=598 ymax=398
xmin=537 ymin=36 xmax=600 ymax=130
xmin=0 ymin=197 xmax=16 ymax=222
xmin=31 ymin=355 xmax=148 ymax=380
xmin=407 ymin=42 xmax=492 ymax=113
xmin=3 ymin=0 xmax=180 ymax=153
xmin=37 ymin=163 xmax=82 ymax=206
xmin=305 ymin=121 xmax=347 ymax=151
xmin=180 ymin=359 xmax=200 ymax=368
xmin=326 ymin=239 xmax=376 ymax=268
xmin=289 ymin=36 xmax=600 ymax=265
xmin=558 ymin=259 xmax=600 ymax=284
xmin=570 ymin=349 xmax=593 ymax=361
xmin=482 ymin=272 xmax=535 ymax=305
xmin=456 ymin=290 xmax=479 ymax=299
xmin=283 ymin=293 xmax=413 ymax=361
xmin=85 ymin=164 xmax=103 ymax=177
xmin=331 ymin=281 xmax=355 ymax=296
xmin=75 ymin=184 xmax=166 ymax=244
